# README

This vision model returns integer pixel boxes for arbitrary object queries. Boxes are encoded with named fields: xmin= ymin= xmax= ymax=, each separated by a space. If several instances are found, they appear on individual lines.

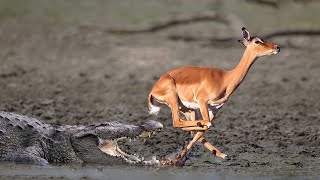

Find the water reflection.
xmin=0 ymin=163 xmax=318 ymax=180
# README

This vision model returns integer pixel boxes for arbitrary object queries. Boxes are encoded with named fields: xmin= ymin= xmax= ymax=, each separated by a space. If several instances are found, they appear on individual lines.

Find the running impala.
xmin=148 ymin=28 xmax=280 ymax=165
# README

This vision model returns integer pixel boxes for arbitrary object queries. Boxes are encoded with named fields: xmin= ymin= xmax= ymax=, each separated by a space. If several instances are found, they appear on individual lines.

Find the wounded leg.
xmin=162 ymin=131 xmax=204 ymax=166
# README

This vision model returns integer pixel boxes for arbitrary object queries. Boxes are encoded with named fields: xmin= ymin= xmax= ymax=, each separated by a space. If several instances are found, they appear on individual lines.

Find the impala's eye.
xmin=255 ymin=40 xmax=261 ymax=44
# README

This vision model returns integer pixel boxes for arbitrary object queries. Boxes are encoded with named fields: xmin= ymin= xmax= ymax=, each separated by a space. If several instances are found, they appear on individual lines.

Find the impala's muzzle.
xmin=275 ymin=45 xmax=280 ymax=53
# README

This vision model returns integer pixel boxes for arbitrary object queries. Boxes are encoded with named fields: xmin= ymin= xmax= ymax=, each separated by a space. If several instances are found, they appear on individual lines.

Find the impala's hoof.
xmin=217 ymin=153 xmax=227 ymax=159
xmin=220 ymin=153 xmax=227 ymax=159
xmin=205 ymin=122 xmax=212 ymax=128
xmin=212 ymin=150 xmax=227 ymax=159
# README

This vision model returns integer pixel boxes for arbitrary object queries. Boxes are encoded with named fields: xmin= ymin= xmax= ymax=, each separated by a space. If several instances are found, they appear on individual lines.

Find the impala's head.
xmin=238 ymin=27 xmax=280 ymax=57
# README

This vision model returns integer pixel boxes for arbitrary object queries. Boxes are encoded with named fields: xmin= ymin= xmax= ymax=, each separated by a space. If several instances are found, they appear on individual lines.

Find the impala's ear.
xmin=242 ymin=27 xmax=251 ymax=41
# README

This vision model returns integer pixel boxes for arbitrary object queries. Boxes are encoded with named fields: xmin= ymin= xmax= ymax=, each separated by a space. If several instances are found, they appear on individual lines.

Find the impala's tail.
xmin=148 ymin=93 xmax=160 ymax=115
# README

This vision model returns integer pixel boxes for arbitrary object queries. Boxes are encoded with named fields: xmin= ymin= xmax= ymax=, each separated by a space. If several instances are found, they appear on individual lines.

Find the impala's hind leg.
xmin=198 ymin=137 xmax=226 ymax=158
xmin=190 ymin=132 xmax=226 ymax=159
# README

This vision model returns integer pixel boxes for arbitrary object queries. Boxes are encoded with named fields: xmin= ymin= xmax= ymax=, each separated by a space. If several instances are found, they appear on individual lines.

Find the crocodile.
xmin=0 ymin=111 xmax=164 ymax=166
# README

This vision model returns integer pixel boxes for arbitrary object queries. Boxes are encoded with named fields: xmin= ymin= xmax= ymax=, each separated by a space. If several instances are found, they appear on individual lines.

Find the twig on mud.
xmin=293 ymin=0 xmax=318 ymax=4
xmin=263 ymin=29 xmax=320 ymax=39
xmin=103 ymin=12 xmax=228 ymax=34
xmin=246 ymin=0 xmax=279 ymax=8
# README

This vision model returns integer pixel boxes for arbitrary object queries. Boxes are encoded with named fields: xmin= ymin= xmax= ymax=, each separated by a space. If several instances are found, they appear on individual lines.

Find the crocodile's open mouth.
xmin=97 ymin=129 xmax=161 ymax=165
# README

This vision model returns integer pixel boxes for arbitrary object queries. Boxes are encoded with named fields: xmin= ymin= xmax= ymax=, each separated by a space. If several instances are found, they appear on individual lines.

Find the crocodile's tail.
xmin=148 ymin=93 xmax=160 ymax=115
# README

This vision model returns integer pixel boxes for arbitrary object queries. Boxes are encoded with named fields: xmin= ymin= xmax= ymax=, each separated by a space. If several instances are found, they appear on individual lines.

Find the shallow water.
xmin=0 ymin=163 xmax=318 ymax=180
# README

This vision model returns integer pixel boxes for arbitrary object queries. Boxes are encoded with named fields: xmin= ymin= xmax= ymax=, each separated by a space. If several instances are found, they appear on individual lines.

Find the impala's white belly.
xmin=181 ymin=101 xmax=224 ymax=110
xmin=181 ymin=101 xmax=200 ymax=109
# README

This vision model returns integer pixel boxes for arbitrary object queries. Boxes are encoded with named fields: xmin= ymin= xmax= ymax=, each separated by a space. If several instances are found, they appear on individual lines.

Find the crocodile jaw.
xmin=97 ymin=131 xmax=160 ymax=165
xmin=98 ymin=138 xmax=141 ymax=163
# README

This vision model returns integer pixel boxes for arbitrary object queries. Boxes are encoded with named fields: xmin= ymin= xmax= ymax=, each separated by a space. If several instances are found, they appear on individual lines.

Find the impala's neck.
xmin=227 ymin=48 xmax=258 ymax=86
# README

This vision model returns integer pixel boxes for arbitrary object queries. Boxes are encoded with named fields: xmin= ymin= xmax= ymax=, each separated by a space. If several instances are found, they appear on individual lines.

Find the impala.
xmin=148 ymin=28 xmax=280 ymax=165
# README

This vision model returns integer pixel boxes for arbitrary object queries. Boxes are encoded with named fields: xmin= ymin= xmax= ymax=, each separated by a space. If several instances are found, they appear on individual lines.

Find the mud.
xmin=0 ymin=0 xmax=320 ymax=178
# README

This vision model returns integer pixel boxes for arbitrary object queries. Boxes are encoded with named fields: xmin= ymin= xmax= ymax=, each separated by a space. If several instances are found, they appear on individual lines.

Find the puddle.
xmin=0 ymin=163 xmax=318 ymax=180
